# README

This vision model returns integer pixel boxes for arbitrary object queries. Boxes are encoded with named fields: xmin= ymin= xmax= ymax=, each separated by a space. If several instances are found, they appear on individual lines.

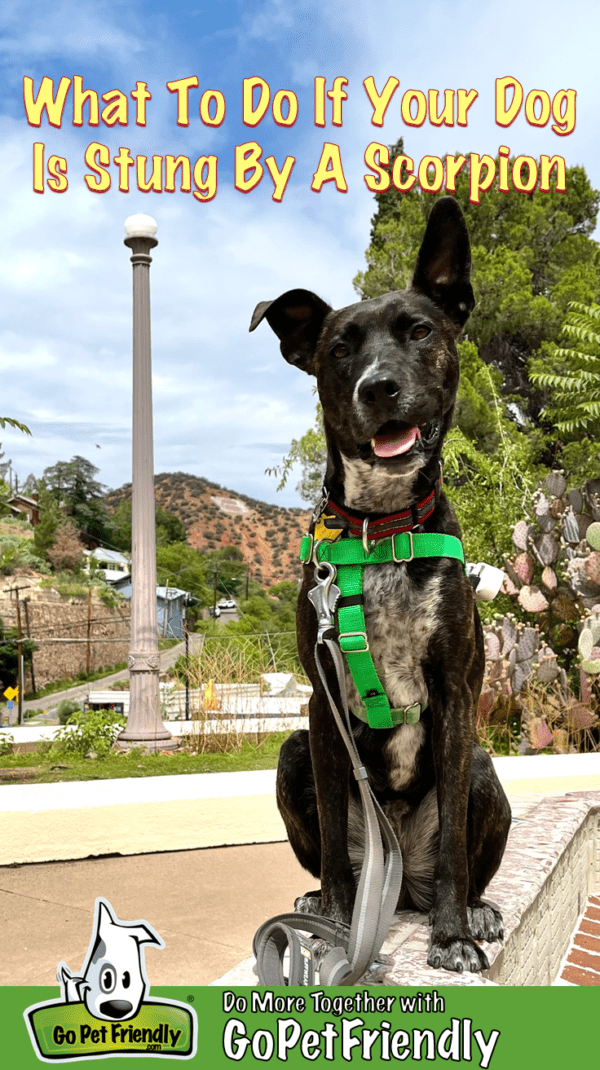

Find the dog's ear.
xmin=249 ymin=288 xmax=332 ymax=374
xmin=411 ymin=197 xmax=475 ymax=328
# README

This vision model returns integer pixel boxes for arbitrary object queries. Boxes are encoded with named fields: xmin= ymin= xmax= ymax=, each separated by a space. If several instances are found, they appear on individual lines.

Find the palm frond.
xmin=0 ymin=417 xmax=31 ymax=435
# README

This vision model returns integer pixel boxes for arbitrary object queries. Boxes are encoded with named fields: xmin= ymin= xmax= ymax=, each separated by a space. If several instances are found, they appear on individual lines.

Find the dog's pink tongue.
xmin=372 ymin=426 xmax=420 ymax=458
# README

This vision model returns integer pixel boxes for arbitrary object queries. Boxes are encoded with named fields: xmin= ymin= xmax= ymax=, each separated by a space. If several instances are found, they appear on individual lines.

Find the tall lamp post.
xmin=118 ymin=214 xmax=175 ymax=751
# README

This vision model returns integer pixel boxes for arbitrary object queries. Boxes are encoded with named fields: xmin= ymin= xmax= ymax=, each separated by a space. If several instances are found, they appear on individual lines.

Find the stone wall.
xmin=0 ymin=575 xmax=130 ymax=691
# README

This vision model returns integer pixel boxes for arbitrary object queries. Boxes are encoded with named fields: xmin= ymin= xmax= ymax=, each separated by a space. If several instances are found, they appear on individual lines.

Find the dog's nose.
xmin=99 ymin=1000 xmax=134 ymax=1019
xmin=358 ymin=373 xmax=401 ymax=408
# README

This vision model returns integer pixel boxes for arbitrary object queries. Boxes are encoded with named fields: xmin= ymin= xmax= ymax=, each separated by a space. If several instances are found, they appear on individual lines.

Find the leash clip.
xmin=307 ymin=559 xmax=341 ymax=644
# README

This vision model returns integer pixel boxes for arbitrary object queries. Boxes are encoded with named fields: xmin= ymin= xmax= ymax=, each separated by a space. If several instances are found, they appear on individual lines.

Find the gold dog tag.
xmin=314 ymin=515 xmax=343 ymax=541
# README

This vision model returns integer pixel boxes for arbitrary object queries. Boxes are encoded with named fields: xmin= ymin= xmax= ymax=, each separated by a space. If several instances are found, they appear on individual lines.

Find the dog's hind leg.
xmin=465 ymin=745 xmax=511 ymax=942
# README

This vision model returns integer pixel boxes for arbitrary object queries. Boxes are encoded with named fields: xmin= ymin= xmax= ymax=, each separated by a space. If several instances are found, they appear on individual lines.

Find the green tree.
xmin=110 ymin=498 xmax=187 ymax=551
xmin=33 ymin=481 xmax=63 ymax=560
xmin=225 ymin=579 xmax=299 ymax=634
xmin=43 ymin=456 xmax=115 ymax=544
xmin=155 ymin=542 xmax=210 ymax=604
xmin=529 ymin=301 xmax=600 ymax=480
xmin=0 ymin=616 xmax=37 ymax=690
xmin=205 ymin=545 xmax=246 ymax=599
xmin=156 ymin=509 xmax=187 ymax=546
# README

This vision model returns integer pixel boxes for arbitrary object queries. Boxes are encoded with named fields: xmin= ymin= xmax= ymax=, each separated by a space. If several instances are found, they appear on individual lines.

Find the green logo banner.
xmin=8 ymin=984 xmax=598 ymax=1068
xmin=25 ymin=998 xmax=195 ymax=1061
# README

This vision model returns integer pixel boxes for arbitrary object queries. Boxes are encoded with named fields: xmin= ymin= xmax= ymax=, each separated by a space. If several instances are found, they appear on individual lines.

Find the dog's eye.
xmin=122 ymin=971 xmax=131 ymax=989
xmin=99 ymin=964 xmax=116 ymax=993
xmin=411 ymin=325 xmax=430 ymax=341
xmin=331 ymin=343 xmax=349 ymax=359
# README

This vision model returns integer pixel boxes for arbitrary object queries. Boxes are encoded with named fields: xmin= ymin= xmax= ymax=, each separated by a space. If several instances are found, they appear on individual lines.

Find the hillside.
xmin=105 ymin=472 xmax=312 ymax=588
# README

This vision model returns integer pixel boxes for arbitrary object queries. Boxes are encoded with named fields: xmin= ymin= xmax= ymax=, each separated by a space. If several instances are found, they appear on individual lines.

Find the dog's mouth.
xmin=358 ymin=419 xmax=440 ymax=462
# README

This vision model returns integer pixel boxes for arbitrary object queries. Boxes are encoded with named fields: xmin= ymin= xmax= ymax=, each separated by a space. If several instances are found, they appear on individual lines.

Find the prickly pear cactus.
xmin=476 ymin=472 xmax=600 ymax=755
xmin=481 ymin=614 xmax=565 ymax=701
xmin=504 ymin=473 xmax=600 ymax=635
xmin=577 ymin=605 xmax=600 ymax=674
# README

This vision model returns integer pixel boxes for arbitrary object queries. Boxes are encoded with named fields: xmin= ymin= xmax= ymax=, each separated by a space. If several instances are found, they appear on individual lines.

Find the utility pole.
xmin=23 ymin=599 xmax=36 ymax=695
xmin=9 ymin=584 xmax=28 ymax=725
xmin=185 ymin=625 xmax=190 ymax=721
xmin=212 ymin=568 xmax=219 ymax=616
xmin=15 ymin=593 xmax=23 ymax=725
xmin=86 ymin=586 xmax=92 ymax=675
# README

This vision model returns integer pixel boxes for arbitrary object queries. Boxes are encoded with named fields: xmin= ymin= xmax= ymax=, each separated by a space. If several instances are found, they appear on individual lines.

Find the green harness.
xmin=300 ymin=529 xmax=465 ymax=730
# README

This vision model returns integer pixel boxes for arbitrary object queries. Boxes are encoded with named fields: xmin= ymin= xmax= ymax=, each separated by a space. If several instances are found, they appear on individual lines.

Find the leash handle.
xmin=253 ymin=913 xmax=351 ymax=986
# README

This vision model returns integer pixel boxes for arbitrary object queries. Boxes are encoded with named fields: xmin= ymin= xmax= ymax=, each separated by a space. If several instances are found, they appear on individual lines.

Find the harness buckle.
xmin=392 ymin=531 xmax=414 ymax=563
xmin=339 ymin=631 xmax=369 ymax=653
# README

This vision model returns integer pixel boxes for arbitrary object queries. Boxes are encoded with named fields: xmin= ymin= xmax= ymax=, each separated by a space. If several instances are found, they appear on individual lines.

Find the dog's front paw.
xmin=467 ymin=901 xmax=504 ymax=943
xmin=427 ymin=935 xmax=489 ymax=973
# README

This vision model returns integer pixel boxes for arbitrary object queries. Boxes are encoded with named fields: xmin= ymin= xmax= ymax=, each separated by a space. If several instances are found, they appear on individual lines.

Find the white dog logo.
xmin=57 ymin=897 xmax=164 ymax=1022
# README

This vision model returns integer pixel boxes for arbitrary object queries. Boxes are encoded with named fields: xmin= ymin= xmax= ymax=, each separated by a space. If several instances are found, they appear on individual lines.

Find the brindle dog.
xmin=250 ymin=197 xmax=511 ymax=972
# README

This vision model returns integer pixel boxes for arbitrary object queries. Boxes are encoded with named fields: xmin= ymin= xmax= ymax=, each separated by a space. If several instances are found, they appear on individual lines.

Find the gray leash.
xmin=253 ymin=560 xmax=403 ymax=986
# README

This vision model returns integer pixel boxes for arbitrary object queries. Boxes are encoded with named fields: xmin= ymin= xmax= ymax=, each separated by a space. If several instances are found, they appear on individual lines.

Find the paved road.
xmin=17 ymin=634 xmax=204 ymax=715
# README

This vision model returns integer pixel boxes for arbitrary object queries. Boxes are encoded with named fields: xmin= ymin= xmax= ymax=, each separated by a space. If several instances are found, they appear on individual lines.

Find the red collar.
xmin=323 ymin=475 xmax=441 ymax=540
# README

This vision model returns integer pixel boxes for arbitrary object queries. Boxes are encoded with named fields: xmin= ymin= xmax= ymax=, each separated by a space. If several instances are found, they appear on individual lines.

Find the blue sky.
xmin=2 ymin=0 xmax=600 ymax=507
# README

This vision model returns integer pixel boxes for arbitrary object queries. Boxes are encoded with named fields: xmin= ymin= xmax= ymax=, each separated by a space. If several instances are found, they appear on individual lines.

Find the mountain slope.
xmin=105 ymin=472 xmax=312 ymax=587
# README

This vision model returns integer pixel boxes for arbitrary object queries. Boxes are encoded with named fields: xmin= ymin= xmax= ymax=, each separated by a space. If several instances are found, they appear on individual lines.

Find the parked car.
xmin=217 ymin=599 xmax=236 ymax=610
xmin=208 ymin=606 xmax=221 ymax=617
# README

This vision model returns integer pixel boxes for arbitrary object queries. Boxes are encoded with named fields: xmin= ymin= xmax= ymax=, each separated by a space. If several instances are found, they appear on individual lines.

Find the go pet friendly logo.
xmin=24 ymin=897 xmax=197 ymax=1061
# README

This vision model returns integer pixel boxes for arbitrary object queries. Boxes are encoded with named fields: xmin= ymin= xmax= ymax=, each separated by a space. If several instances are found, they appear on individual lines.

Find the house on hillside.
xmin=112 ymin=575 xmax=190 ymax=639
xmin=84 ymin=547 xmax=130 ymax=583
xmin=7 ymin=494 xmax=40 ymax=525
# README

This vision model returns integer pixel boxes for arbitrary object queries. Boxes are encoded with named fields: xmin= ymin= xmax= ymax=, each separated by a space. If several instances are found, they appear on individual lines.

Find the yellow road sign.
xmin=3 ymin=687 xmax=18 ymax=701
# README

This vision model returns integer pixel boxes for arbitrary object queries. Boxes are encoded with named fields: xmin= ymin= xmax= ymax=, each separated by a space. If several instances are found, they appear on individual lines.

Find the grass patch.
xmin=0 ymin=732 xmax=289 ymax=784
xmin=158 ymin=637 xmax=180 ymax=650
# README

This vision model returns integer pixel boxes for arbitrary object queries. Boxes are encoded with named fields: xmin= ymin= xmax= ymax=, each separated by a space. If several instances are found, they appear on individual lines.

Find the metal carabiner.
xmin=307 ymin=559 xmax=341 ymax=644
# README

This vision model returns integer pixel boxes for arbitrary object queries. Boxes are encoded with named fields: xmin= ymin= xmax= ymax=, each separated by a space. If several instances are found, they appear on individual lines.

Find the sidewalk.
xmin=1 ymin=756 xmax=599 ymax=987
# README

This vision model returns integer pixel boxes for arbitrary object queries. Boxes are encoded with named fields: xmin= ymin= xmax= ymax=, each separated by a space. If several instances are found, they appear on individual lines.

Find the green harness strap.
xmin=300 ymin=530 xmax=465 ymax=730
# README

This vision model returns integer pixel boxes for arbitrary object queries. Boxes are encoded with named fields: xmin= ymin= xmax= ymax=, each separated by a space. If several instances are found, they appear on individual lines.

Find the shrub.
xmin=51 ymin=708 xmax=126 ymax=759
xmin=56 ymin=698 xmax=83 ymax=725
xmin=0 ymin=732 xmax=14 ymax=756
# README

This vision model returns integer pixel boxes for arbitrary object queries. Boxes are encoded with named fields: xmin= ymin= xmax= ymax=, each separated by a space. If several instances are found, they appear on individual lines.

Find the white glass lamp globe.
xmin=124 ymin=214 xmax=158 ymax=239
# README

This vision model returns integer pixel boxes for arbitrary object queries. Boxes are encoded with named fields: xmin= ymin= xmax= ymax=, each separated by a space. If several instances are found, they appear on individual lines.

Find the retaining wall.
xmin=0 ymin=577 xmax=130 ymax=690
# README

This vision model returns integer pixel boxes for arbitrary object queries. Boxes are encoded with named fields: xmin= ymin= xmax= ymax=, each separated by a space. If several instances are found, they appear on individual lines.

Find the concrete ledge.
xmin=0 ymin=770 xmax=281 ymax=865
xmin=1 ymin=754 xmax=600 ymax=866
